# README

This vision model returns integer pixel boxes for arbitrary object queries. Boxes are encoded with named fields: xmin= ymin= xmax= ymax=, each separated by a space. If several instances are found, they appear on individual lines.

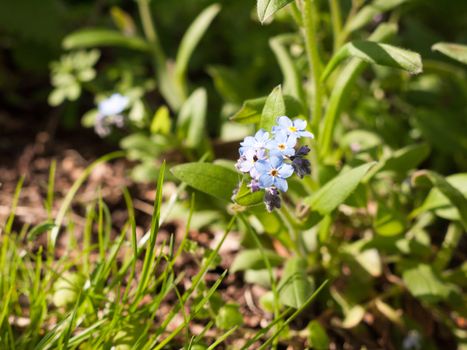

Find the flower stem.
xmin=279 ymin=204 xmax=306 ymax=257
xmin=301 ymin=0 xmax=323 ymax=135
xmin=328 ymin=0 xmax=343 ymax=52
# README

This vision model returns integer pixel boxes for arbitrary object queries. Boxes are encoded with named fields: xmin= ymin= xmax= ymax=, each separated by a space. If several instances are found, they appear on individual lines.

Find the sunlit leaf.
xmin=63 ymin=29 xmax=149 ymax=51
xmin=412 ymin=171 xmax=467 ymax=230
xmin=177 ymin=88 xmax=207 ymax=149
xmin=402 ymin=263 xmax=450 ymax=303
xmin=412 ymin=173 xmax=467 ymax=228
xmin=257 ymin=0 xmax=294 ymax=24
xmin=261 ymin=85 xmax=285 ymax=131
xmin=432 ymin=42 xmax=467 ymax=65
xmin=322 ymin=40 xmax=422 ymax=81
xmin=175 ymin=4 xmax=221 ymax=91
xmin=304 ymin=163 xmax=375 ymax=227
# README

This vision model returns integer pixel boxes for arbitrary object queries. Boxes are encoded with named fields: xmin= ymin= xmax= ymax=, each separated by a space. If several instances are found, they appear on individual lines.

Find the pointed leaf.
xmin=322 ymin=40 xmax=422 ymax=81
xmin=260 ymin=85 xmax=285 ymax=131
xmin=171 ymin=163 xmax=239 ymax=201
xmin=412 ymin=171 xmax=467 ymax=230
xmin=177 ymin=88 xmax=207 ymax=149
xmin=402 ymin=263 xmax=451 ymax=303
xmin=63 ymin=29 xmax=150 ymax=51
xmin=257 ymin=0 xmax=294 ymax=24
xmin=305 ymin=162 xmax=375 ymax=215
xmin=432 ymin=42 xmax=467 ymax=65
xmin=175 ymin=4 xmax=221 ymax=81
xmin=230 ymin=97 xmax=266 ymax=124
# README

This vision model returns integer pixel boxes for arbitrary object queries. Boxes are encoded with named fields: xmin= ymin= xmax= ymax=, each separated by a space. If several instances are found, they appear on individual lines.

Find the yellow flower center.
xmin=278 ymin=143 xmax=286 ymax=150
xmin=288 ymin=126 xmax=297 ymax=132
xmin=270 ymin=169 xmax=278 ymax=177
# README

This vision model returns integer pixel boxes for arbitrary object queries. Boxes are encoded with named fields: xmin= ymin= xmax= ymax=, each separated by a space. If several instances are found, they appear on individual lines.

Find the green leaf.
xmin=231 ymin=94 xmax=303 ymax=125
xmin=269 ymin=35 xmax=305 ymax=102
xmin=322 ymin=40 xmax=422 ymax=81
xmin=319 ymin=23 xmax=397 ymax=158
xmin=257 ymin=0 xmax=294 ymax=23
xmin=304 ymin=163 xmax=375 ymax=225
xmin=230 ymin=97 xmax=267 ymax=124
xmin=412 ymin=173 xmax=467 ymax=228
xmin=233 ymin=181 xmax=264 ymax=207
xmin=364 ymin=143 xmax=430 ymax=181
xmin=175 ymin=4 xmax=221 ymax=89
xmin=402 ymin=263 xmax=450 ymax=303
xmin=215 ymin=304 xmax=243 ymax=330
xmin=171 ymin=163 xmax=239 ymax=201
xmin=150 ymin=105 xmax=172 ymax=135
xmin=342 ymin=305 xmax=365 ymax=328
xmin=63 ymin=29 xmax=150 ymax=51
xmin=307 ymin=321 xmax=329 ymax=350
xmin=344 ymin=0 xmax=409 ymax=34
xmin=260 ymin=85 xmax=285 ymax=131
xmin=177 ymin=88 xmax=207 ymax=149
xmin=28 ymin=221 xmax=56 ymax=241
xmin=412 ymin=171 xmax=467 ymax=230
xmin=208 ymin=65 xmax=250 ymax=104
xmin=374 ymin=204 xmax=405 ymax=236
xmin=230 ymin=249 xmax=284 ymax=272
xmin=432 ymin=42 xmax=467 ymax=65
xmin=278 ymin=257 xmax=314 ymax=309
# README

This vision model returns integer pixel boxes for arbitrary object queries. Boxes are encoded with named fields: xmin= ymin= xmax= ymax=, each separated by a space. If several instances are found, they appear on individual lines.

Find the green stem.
xmin=434 ymin=222 xmax=463 ymax=271
xmin=136 ymin=0 xmax=183 ymax=110
xmin=301 ymin=0 xmax=323 ymax=135
xmin=239 ymin=214 xmax=281 ymax=350
xmin=137 ymin=0 xmax=165 ymax=62
xmin=279 ymin=204 xmax=305 ymax=257
xmin=328 ymin=0 xmax=343 ymax=52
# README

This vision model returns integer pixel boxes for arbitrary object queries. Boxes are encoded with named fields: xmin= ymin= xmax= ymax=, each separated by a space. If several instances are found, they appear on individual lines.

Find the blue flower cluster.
xmin=94 ymin=93 xmax=129 ymax=137
xmin=236 ymin=116 xmax=313 ymax=212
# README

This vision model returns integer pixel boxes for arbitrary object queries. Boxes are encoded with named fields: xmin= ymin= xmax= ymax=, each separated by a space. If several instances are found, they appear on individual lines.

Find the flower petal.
xmin=259 ymin=174 xmax=274 ymax=188
xmin=293 ymin=119 xmax=306 ymax=130
xmin=255 ymin=160 xmax=270 ymax=174
xmin=275 ymin=177 xmax=288 ymax=192
xmin=270 ymin=156 xmax=283 ymax=169
xmin=298 ymin=130 xmax=314 ymax=138
xmin=278 ymin=163 xmax=294 ymax=178
xmin=277 ymin=116 xmax=292 ymax=128
xmin=286 ymin=135 xmax=298 ymax=148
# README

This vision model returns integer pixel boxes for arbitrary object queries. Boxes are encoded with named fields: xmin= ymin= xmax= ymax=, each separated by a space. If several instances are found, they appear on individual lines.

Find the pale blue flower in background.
xmin=255 ymin=156 xmax=294 ymax=192
xmin=98 ymin=93 xmax=129 ymax=116
xmin=273 ymin=116 xmax=314 ymax=138
xmin=94 ymin=93 xmax=129 ymax=137
xmin=267 ymin=131 xmax=297 ymax=157
xmin=239 ymin=129 xmax=270 ymax=155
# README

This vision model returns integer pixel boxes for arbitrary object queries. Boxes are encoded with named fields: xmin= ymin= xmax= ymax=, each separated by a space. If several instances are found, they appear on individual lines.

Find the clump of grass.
xmin=0 ymin=157 xmax=324 ymax=349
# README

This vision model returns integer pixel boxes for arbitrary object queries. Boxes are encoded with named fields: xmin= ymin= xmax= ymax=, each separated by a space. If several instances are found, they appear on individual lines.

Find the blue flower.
xmin=239 ymin=129 xmax=270 ymax=155
xmin=272 ymin=116 xmax=314 ymax=138
xmin=255 ymin=156 xmax=294 ymax=192
xmin=266 ymin=131 xmax=297 ymax=157
xmin=235 ymin=149 xmax=266 ymax=179
xmin=95 ymin=93 xmax=129 ymax=137
xmin=98 ymin=93 xmax=129 ymax=116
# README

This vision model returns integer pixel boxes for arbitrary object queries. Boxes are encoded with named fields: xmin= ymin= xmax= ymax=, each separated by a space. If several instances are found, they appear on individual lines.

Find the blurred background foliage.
xmin=1 ymin=1 xmax=466 ymax=176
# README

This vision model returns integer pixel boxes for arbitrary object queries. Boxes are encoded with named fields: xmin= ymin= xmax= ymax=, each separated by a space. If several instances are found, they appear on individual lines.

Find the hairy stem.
xmin=301 ymin=0 xmax=323 ymax=135
xmin=328 ymin=0 xmax=343 ymax=52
